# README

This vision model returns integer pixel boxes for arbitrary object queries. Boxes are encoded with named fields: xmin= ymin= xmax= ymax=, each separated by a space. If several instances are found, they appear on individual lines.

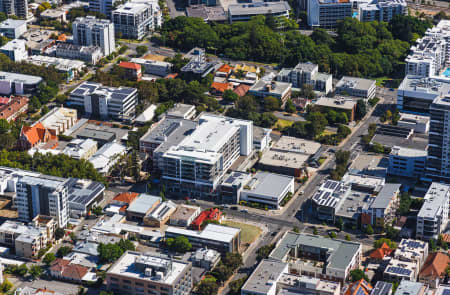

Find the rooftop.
xmin=336 ymin=76 xmax=376 ymax=91
xmin=135 ymin=104 xmax=157 ymax=124
xmin=0 ymin=19 xmax=26 ymax=29
xmin=419 ymin=252 xmax=449 ymax=279
xmin=28 ymin=55 xmax=85 ymax=72
xmin=418 ymin=182 xmax=450 ymax=219
xmin=71 ymin=81 xmax=137 ymax=103
xmin=398 ymin=75 xmax=450 ymax=95
xmin=314 ymin=96 xmax=357 ymax=110
xmin=0 ymin=71 xmax=42 ymax=85
xmin=370 ymin=183 xmax=401 ymax=209
xmin=395 ymin=280 xmax=426 ymax=295
xmin=1 ymin=38 xmax=25 ymax=51
xmin=228 ymin=1 xmax=291 ymax=15
xmin=67 ymin=178 xmax=105 ymax=207
xmin=259 ymin=150 xmax=310 ymax=168
xmin=166 ymin=103 xmax=195 ymax=119
xmin=114 ymin=2 xmax=152 ymax=14
xmin=372 ymin=281 xmax=393 ymax=295
xmin=127 ymin=194 xmax=161 ymax=215
xmin=271 ymin=136 xmax=321 ymax=155
xmin=170 ymin=205 xmax=200 ymax=222
xmin=370 ymin=133 xmax=428 ymax=150
xmin=241 ymin=259 xmax=288 ymax=294
xmin=250 ymin=80 xmax=292 ymax=96
xmin=312 ymin=180 xmax=349 ymax=209
xmin=166 ymin=223 xmax=240 ymax=243
xmin=390 ymin=145 xmax=427 ymax=157
xmin=242 ymin=172 xmax=293 ymax=198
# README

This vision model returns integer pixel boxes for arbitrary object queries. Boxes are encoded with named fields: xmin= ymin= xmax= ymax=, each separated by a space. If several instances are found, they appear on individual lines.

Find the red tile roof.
xmin=165 ymin=73 xmax=178 ymax=79
xmin=20 ymin=122 xmax=57 ymax=147
xmin=51 ymin=258 xmax=89 ymax=281
xmin=217 ymin=64 xmax=233 ymax=73
xmin=113 ymin=192 xmax=139 ymax=204
xmin=233 ymin=84 xmax=251 ymax=97
xmin=211 ymin=82 xmax=232 ymax=93
xmin=191 ymin=208 xmax=222 ymax=230
xmin=443 ymin=233 xmax=450 ymax=243
xmin=0 ymin=97 xmax=10 ymax=105
xmin=419 ymin=252 xmax=449 ymax=280
xmin=119 ymin=62 xmax=141 ymax=70
xmin=369 ymin=242 xmax=393 ymax=260
xmin=344 ymin=279 xmax=373 ymax=295
xmin=0 ymin=96 xmax=28 ymax=121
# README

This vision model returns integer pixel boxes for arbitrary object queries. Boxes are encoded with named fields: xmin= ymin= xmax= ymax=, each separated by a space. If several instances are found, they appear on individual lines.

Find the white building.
xmin=69 ymin=81 xmax=138 ymax=121
xmin=277 ymin=62 xmax=332 ymax=94
xmin=307 ymin=0 xmax=352 ymax=28
xmin=27 ymin=55 xmax=85 ymax=81
xmin=62 ymin=138 xmax=98 ymax=160
xmin=389 ymin=146 xmax=427 ymax=179
xmin=0 ymin=71 xmax=42 ymax=95
xmin=161 ymin=113 xmax=252 ymax=199
xmin=131 ymin=58 xmax=171 ymax=76
xmin=0 ymin=220 xmax=48 ymax=258
xmin=335 ymin=76 xmax=376 ymax=99
xmin=416 ymin=183 xmax=450 ymax=240
xmin=228 ymin=1 xmax=290 ymax=24
xmin=89 ymin=0 xmax=118 ymax=17
xmin=0 ymin=19 xmax=26 ymax=39
xmin=72 ymin=16 xmax=115 ymax=56
xmin=0 ymin=39 xmax=27 ymax=62
xmin=312 ymin=180 xmax=351 ymax=222
xmin=397 ymin=113 xmax=430 ymax=133
xmin=89 ymin=142 xmax=127 ymax=174
xmin=359 ymin=0 xmax=407 ymax=22
xmin=112 ymin=1 xmax=161 ymax=40
xmin=37 ymin=107 xmax=77 ymax=136
xmin=55 ymin=43 xmax=103 ymax=65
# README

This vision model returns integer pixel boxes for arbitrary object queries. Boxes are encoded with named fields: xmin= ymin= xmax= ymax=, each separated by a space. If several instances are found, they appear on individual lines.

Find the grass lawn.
xmin=321 ymin=130 xmax=335 ymax=136
xmin=375 ymin=76 xmax=391 ymax=87
xmin=274 ymin=119 xmax=294 ymax=129
xmin=223 ymin=220 xmax=262 ymax=245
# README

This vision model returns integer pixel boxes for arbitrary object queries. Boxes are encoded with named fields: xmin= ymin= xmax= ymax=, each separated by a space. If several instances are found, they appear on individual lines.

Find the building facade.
xmin=0 ymin=0 xmax=28 ymax=19
xmin=307 ymin=0 xmax=352 ymax=28
xmin=72 ymin=16 xmax=115 ymax=56
xmin=277 ymin=62 xmax=332 ymax=94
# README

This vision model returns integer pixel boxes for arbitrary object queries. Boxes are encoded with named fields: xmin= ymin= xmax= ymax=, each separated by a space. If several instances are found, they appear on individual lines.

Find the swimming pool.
xmin=443 ymin=68 xmax=450 ymax=77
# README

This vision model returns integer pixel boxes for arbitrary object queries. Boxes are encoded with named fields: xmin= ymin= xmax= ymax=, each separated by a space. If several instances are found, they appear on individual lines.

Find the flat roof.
xmin=170 ymin=205 xmax=200 ymax=221
xmin=114 ymin=2 xmax=150 ymax=14
xmin=127 ymin=194 xmax=161 ymax=215
xmin=398 ymin=75 xmax=450 ymax=95
xmin=395 ymin=281 xmax=425 ymax=295
xmin=0 ymin=71 xmax=42 ymax=85
xmin=250 ymin=80 xmax=291 ymax=96
xmin=108 ymin=251 xmax=189 ymax=285
xmin=272 ymin=136 xmax=321 ymax=155
xmin=140 ymin=117 xmax=197 ymax=145
xmin=242 ymin=172 xmax=293 ymax=198
xmin=390 ymin=145 xmax=427 ymax=157
xmin=241 ymin=259 xmax=288 ymax=294
xmin=0 ymin=19 xmax=26 ymax=29
xmin=229 ymin=1 xmax=290 ymax=15
xmin=336 ymin=190 xmax=374 ymax=220
xmin=336 ymin=76 xmax=375 ymax=91
xmin=67 ymin=178 xmax=105 ymax=207
xmin=76 ymin=128 xmax=115 ymax=141
xmin=418 ymin=182 xmax=450 ymax=218
xmin=370 ymin=183 xmax=401 ymax=209
xmin=371 ymin=133 xmax=428 ymax=150
xmin=260 ymin=150 xmax=310 ymax=169
xmin=166 ymin=223 xmax=240 ymax=243
xmin=167 ymin=103 xmax=195 ymax=118
xmin=315 ymin=96 xmax=356 ymax=110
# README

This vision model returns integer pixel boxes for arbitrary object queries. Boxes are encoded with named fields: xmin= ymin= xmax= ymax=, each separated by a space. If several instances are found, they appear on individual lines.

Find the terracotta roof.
xmin=58 ymin=34 xmax=67 ymax=41
xmin=0 ymin=96 xmax=28 ymax=121
xmin=119 ymin=62 xmax=141 ymax=71
xmin=191 ymin=208 xmax=222 ymax=230
xmin=369 ymin=242 xmax=393 ymax=259
xmin=113 ymin=192 xmax=139 ymax=204
xmin=443 ymin=234 xmax=450 ymax=243
xmin=233 ymin=84 xmax=251 ymax=97
xmin=165 ymin=73 xmax=178 ymax=79
xmin=50 ymin=258 xmax=70 ymax=272
xmin=211 ymin=82 xmax=232 ymax=93
xmin=20 ymin=122 xmax=57 ymax=146
xmin=217 ymin=64 xmax=233 ymax=73
xmin=61 ymin=263 xmax=89 ymax=281
xmin=344 ymin=279 xmax=373 ymax=295
xmin=419 ymin=252 xmax=449 ymax=279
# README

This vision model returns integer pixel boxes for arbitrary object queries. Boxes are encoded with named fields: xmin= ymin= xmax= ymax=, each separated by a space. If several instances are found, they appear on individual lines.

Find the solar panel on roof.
xmin=442 ymin=289 xmax=450 ymax=295
xmin=407 ymin=241 xmax=423 ymax=248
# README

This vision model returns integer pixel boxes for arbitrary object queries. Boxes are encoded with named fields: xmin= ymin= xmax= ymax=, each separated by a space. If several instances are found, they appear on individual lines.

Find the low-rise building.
xmin=119 ymin=62 xmax=142 ymax=81
xmin=220 ymin=171 xmax=252 ymax=204
xmin=106 ymin=251 xmax=193 ymax=295
xmin=169 ymin=205 xmax=201 ymax=227
xmin=144 ymin=201 xmax=177 ymax=227
xmin=165 ymin=224 xmax=240 ymax=253
xmin=89 ymin=142 xmax=127 ymax=174
xmin=62 ymin=139 xmax=98 ymax=160
xmin=0 ymin=71 xmax=42 ymax=96
xmin=191 ymin=208 xmax=222 ymax=231
xmin=369 ymin=183 xmax=401 ymax=227
xmin=312 ymin=179 xmax=351 ymax=222
xmin=389 ymin=146 xmax=427 ymax=179
xmin=27 ymin=55 xmax=85 ymax=81
xmin=372 ymin=281 xmax=393 ymax=295
xmin=228 ymin=2 xmax=290 ymax=24
xmin=313 ymin=96 xmax=357 ymax=121
xmin=0 ymin=39 xmax=27 ymax=62
xmin=417 ymin=183 xmax=450 ymax=240
xmin=135 ymin=104 xmax=157 ymax=125
xmin=393 ymin=280 xmax=427 ymax=295
xmin=0 ymin=19 xmax=26 ymax=39
xmin=55 ymin=43 xmax=102 ymax=65
xmin=192 ymin=248 xmax=220 ymax=270
xmin=18 ymin=122 xmax=58 ymax=150
xmin=418 ymin=252 xmax=449 ymax=288
xmin=131 ymin=58 xmax=171 ymax=76
xmin=384 ymin=258 xmax=419 ymax=281
xmin=336 ymin=76 xmax=376 ymax=99
xmin=269 ymin=232 xmax=362 ymax=282
xmin=40 ymin=8 xmax=67 ymax=22
xmin=37 ymin=107 xmax=77 ymax=136
xmin=49 ymin=259 xmax=93 ymax=283
xmin=165 ymin=103 xmax=196 ymax=120
xmin=249 ymin=80 xmax=292 ymax=103
xmin=277 ymin=62 xmax=332 ymax=94
xmin=253 ymin=126 xmax=271 ymax=151
xmin=397 ymin=113 xmax=429 ymax=133
xmin=240 ymin=172 xmax=294 ymax=209
xmin=67 ymin=178 xmax=105 ymax=218
xmin=0 ymin=96 xmax=28 ymax=122
xmin=126 ymin=193 xmax=161 ymax=222
xmin=394 ymin=239 xmax=429 ymax=269
xmin=74 ymin=127 xmax=117 ymax=147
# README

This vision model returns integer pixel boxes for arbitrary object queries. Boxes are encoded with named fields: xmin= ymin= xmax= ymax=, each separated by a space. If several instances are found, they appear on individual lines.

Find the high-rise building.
xmin=416 ymin=183 xmax=450 ymax=240
xmin=89 ymin=0 xmax=118 ymax=17
xmin=0 ymin=0 xmax=28 ymax=19
xmin=112 ymin=1 xmax=161 ymax=40
xmin=307 ymin=0 xmax=352 ymax=28
xmin=72 ymin=16 xmax=115 ymax=56
xmin=358 ymin=0 xmax=406 ymax=23
xmin=16 ymin=174 xmax=69 ymax=227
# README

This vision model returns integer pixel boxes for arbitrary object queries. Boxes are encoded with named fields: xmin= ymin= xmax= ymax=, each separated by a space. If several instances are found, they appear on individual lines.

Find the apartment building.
xmin=161 ymin=114 xmax=252 ymax=199
xmin=0 ymin=220 xmax=50 ymax=258
xmin=427 ymin=96 xmax=450 ymax=182
xmin=307 ymin=0 xmax=352 ymax=28
xmin=89 ymin=0 xmax=117 ymax=17
xmin=389 ymin=146 xmax=427 ymax=179
xmin=72 ymin=16 xmax=115 ymax=56
xmin=277 ymin=62 xmax=332 ymax=94
xmin=368 ymin=183 xmax=401 ymax=227
xmin=131 ymin=58 xmax=171 ymax=76
xmin=0 ymin=0 xmax=28 ymax=19
xmin=106 ymin=251 xmax=193 ymax=295
xmin=335 ymin=76 xmax=377 ymax=99
xmin=62 ymin=139 xmax=98 ymax=160
xmin=359 ymin=0 xmax=407 ymax=22
xmin=0 ymin=19 xmax=27 ymax=39
xmin=0 ymin=39 xmax=27 ymax=62
xmin=249 ymin=80 xmax=292 ymax=103
xmin=113 ymin=1 xmax=160 ymax=40
xmin=0 ymin=96 xmax=28 ymax=122
xmin=270 ymin=232 xmax=362 ymax=282
xmin=416 ymin=183 xmax=450 ymax=240
xmin=312 ymin=179 xmax=351 ymax=222
xmin=228 ymin=2 xmax=290 ymax=24
xmin=55 ymin=43 xmax=103 ymax=65
xmin=69 ymin=81 xmax=138 ymax=121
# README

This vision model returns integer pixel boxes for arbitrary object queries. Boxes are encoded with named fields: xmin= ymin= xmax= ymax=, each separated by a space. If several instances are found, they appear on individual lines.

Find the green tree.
xmin=293 ymin=226 xmax=300 ymax=233
xmin=55 ymin=227 xmax=65 ymax=240
xmin=197 ymin=278 xmax=219 ymax=295
xmin=29 ymin=265 xmax=43 ymax=278
xmin=0 ymin=279 xmax=12 ymax=292
xmin=223 ymin=252 xmax=243 ymax=269
xmin=350 ymin=269 xmax=369 ymax=282
xmin=263 ymin=96 xmax=280 ymax=111
xmin=429 ymin=239 xmax=437 ymax=252
xmin=43 ymin=253 xmax=56 ymax=265
xmin=355 ymin=100 xmax=367 ymax=120
xmin=211 ymin=263 xmax=233 ymax=282
xmin=168 ymin=236 xmax=192 ymax=253
xmin=165 ymin=54 xmax=189 ymax=72
xmin=307 ymin=112 xmax=328 ymax=138
xmin=0 ymin=119 xmax=9 ymax=134
xmin=345 ymin=234 xmax=351 ymax=241
xmin=136 ymin=45 xmax=148 ymax=56
xmin=374 ymin=238 xmax=397 ymax=249
xmin=313 ymin=227 xmax=318 ymax=235
xmin=223 ymin=89 xmax=239 ymax=102
xmin=57 ymin=246 xmax=72 ymax=258
xmin=229 ymin=275 xmax=248 ymax=295
xmin=335 ymin=217 xmax=344 ymax=231
xmin=256 ymin=244 xmax=275 ymax=261
xmin=285 ymin=99 xmax=296 ymax=113
xmin=365 ymin=224 xmax=374 ymax=235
